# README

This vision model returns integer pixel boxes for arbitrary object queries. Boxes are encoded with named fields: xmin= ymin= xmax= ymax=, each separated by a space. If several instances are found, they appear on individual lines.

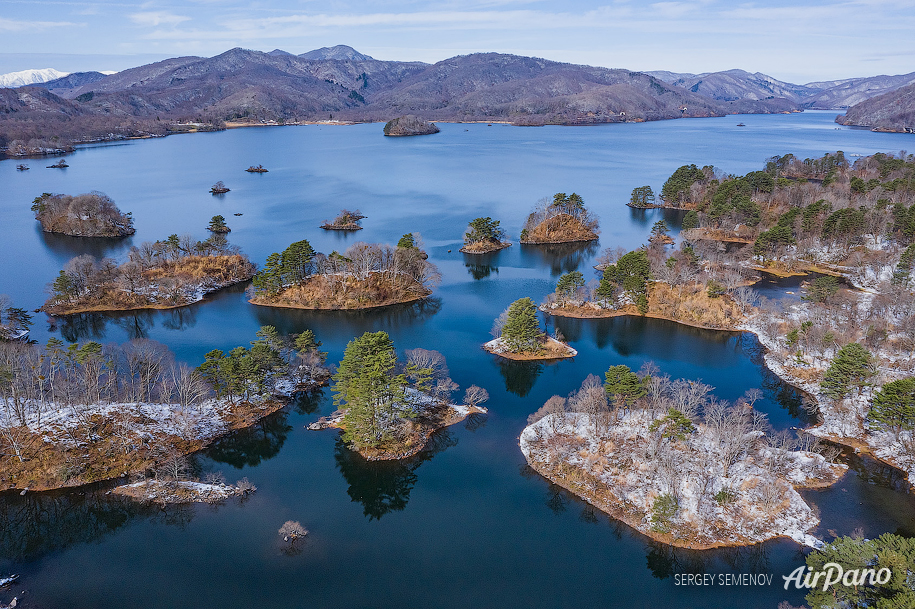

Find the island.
xmin=460 ymin=216 xmax=511 ymax=253
xmin=320 ymin=209 xmax=365 ymax=231
xmin=520 ymin=369 xmax=846 ymax=548
xmin=0 ymin=326 xmax=330 ymax=490
xmin=245 ymin=164 xmax=268 ymax=173
xmin=210 ymin=181 xmax=230 ymax=194
xmin=383 ymin=115 xmax=440 ymax=136
xmin=46 ymin=159 xmax=69 ymax=169
xmin=308 ymin=331 xmax=488 ymax=460
xmin=249 ymin=234 xmax=440 ymax=310
xmin=485 ymin=297 xmax=577 ymax=360
xmin=32 ymin=192 xmax=135 ymax=237
xmin=602 ymin=151 xmax=915 ymax=489
xmin=207 ymin=214 xmax=231 ymax=233
xmin=42 ymin=233 xmax=256 ymax=315
xmin=519 ymin=193 xmax=599 ymax=244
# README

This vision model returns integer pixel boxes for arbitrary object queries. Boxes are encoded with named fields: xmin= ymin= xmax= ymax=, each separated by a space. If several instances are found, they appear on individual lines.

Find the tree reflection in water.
xmin=519 ymin=241 xmax=599 ymax=276
xmin=644 ymin=540 xmax=772 ymax=581
xmin=206 ymin=407 xmax=294 ymax=469
xmin=334 ymin=430 xmax=458 ymax=520
xmin=495 ymin=358 xmax=543 ymax=397
xmin=0 ymin=488 xmax=193 ymax=561
xmin=55 ymin=305 xmax=199 ymax=343
xmin=463 ymin=250 xmax=505 ymax=281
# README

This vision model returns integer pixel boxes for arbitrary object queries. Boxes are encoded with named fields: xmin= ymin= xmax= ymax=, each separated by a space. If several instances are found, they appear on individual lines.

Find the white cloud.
xmin=129 ymin=11 xmax=192 ymax=28
xmin=0 ymin=17 xmax=78 ymax=31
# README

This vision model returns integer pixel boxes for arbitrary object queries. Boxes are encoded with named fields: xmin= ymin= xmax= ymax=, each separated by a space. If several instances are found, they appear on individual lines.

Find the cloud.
xmin=129 ymin=11 xmax=192 ymax=28
xmin=0 ymin=17 xmax=78 ymax=31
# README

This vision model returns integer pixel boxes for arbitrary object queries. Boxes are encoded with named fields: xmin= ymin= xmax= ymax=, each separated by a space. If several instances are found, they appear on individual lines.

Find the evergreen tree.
xmin=604 ymin=365 xmax=646 ymax=406
xmin=602 ymin=250 xmax=651 ymax=314
xmin=629 ymin=186 xmax=656 ymax=208
xmin=555 ymin=271 xmax=585 ymax=300
xmin=868 ymin=377 xmax=915 ymax=432
xmin=821 ymin=343 xmax=875 ymax=400
xmin=464 ymin=217 xmax=506 ymax=244
xmin=803 ymin=275 xmax=840 ymax=303
xmin=500 ymin=297 xmax=544 ymax=352
xmin=661 ymin=164 xmax=704 ymax=205
xmin=332 ymin=331 xmax=409 ymax=449
xmin=207 ymin=215 xmax=230 ymax=233
xmin=805 ymin=534 xmax=915 ymax=609
xmin=681 ymin=210 xmax=699 ymax=230
xmin=397 ymin=233 xmax=416 ymax=249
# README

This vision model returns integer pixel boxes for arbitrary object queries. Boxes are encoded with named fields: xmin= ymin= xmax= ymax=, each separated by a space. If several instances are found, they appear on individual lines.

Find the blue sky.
xmin=1 ymin=0 xmax=914 ymax=83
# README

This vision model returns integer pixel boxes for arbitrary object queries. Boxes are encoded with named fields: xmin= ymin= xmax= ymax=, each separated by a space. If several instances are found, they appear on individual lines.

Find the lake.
xmin=1 ymin=111 xmax=914 ymax=608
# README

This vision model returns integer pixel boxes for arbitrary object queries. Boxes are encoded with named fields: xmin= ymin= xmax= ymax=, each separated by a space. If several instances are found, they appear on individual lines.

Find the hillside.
xmin=647 ymin=69 xmax=817 ymax=103
xmin=837 ymin=81 xmax=915 ymax=132
xmin=0 ymin=68 xmax=68 ymax=88
xmin=804 ymin=71 xmax=915 ymax=109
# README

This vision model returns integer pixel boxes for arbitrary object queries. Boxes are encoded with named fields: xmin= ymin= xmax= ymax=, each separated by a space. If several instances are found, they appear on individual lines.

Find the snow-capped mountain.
xmin=0 ymin=68 xmax=69 ymax=88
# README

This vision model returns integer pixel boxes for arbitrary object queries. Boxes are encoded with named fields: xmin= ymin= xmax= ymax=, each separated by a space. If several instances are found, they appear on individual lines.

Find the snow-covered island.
xmin=0 ymin=327 xmax=329 ymax=491
xmin=112 ymin=478 xmax=255 ymax=504
xmin=520 ymin=373 xmax=846 ymax=549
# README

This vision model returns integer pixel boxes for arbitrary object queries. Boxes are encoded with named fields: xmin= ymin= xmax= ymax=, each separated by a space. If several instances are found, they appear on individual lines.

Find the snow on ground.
xmin=521 ymin=412 xmax=844 ymax=548
xmin=483 ymin=337 xmax=578 ymax=357
xmin=111 ymin=480 xmax=243 ymax=503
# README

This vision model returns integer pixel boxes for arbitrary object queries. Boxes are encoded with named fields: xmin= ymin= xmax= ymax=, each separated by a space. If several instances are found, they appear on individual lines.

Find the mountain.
xmin=267 ymin=49 xmax=295 ymax=57
xmin=0 ymin=68 xmax=68 ymax=88
xmin=647 ymin=69 xmax=818 ymax=103
xmin=299 ymin=45 xmax=374 ymax=61
xmin=803 ymin=72 xmax=915 ymax=109
xmin=33 ymin=72 xmax=109 ymax=97
xmin=837 ymin=81 xmax=915 ymax=132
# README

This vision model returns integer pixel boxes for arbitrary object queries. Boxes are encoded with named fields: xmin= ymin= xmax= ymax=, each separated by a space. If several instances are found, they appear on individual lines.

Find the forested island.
xmin=521 ymin=369 xmax=845 ymax=548
xmin=32 ymin=191 xmax=135 ymax=237
xmin=0 ymin=326 xmax=329 ymax=490
xmin=520 ymin=193 xmax=599 ymax=244
xmin=308 ymin=331 xmax=488 ymax=460
xmin=249 ymin=235 xmax=440 ymax=310
xmin=42 ymin=234 xmax=255 ymax=315
xmin=383 ymin=115 xmax=440 ymax=136
xmin=320 ymin=209 xmax=365 ymax=231
xmin=460 ymin=217 xmax=511 ymax=253
xmin=532 ymin=150 xmax=915 ymax=523
xmin=485 ymin=297 xmax=577 ymax=360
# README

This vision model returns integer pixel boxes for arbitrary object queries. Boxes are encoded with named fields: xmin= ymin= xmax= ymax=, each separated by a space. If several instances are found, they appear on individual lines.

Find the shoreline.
xmin=308 ymin=403 xmax=487 ymax=461
xmin=459 ymin=241 xmax=512 ymax=254
xmin=483 ymin=336 xmax=577 ymax=360
xmin=542 ymin=304 xmax=742 ymax=331
xmin=249 ymin=292 xmax=428 ymax=311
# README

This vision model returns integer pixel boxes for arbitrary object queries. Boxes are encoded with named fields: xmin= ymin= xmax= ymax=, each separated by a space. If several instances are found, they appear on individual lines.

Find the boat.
xmin=15 ymin=164 xmax=28 ymax=171
xmin=233 ymin=213 xmax=243 ymax=216
xmin=736 ymin=123 xmax=746 ymax=127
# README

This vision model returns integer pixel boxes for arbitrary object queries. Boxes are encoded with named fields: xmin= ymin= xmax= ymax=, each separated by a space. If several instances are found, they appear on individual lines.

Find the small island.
xmin=520 ymin=193 xmax=599 ymax=244
xmin=460 ymin=216 xmax=511 ymax=253
xmin=46 ymin=159 xmax=69 ymax=169
xmin=42 ymin=233 xmax=255 ymax=315
xmin=113 ymin=478 xmax=256 ymax=504
xmin=521 ymin=368 xmax=845 ymax=548
xmin=308 ymin=331 xmax=488 ymax=460
xmin=207 ymin=214 xmax=231 ymax=233
xmin=484 ymin=297 xmax=577 ymax=360
xmin=320 ymin=209 xmax=365 ymax=231
xmin=0 ymin=326 xmax=330 ymax=490
xmin=245 ymin=164 xmax=268 ymax=173
xmin=383 ymin=115 xmax=440 ymax=137
xmin=32 ymin=192 xmax=135 ymax=237
xmin=16 ymin=164 xmax=28 ymax=171
xmin=249 ymin=234 xmax=440 ymax=310
xmin=210 ymin=181 xmax=230 ymax=194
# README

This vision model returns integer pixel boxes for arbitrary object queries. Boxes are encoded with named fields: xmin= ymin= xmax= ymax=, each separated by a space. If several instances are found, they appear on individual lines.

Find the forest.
xmin=32 ymin=191 xmax=135 ymax=237
xmin=250 ymin=235 xmax=440 ymax=309
xmin=43 ymin=233 xmax=256 ymax=315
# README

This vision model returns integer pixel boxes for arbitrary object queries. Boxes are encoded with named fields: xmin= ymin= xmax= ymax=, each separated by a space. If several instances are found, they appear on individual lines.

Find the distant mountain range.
xmin=0 ymin=68 xmax=68 ymax=88
xmin=2 ymin=45 xmax=913 ymax=153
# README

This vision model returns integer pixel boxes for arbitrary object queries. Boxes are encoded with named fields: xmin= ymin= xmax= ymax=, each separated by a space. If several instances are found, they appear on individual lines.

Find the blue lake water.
xmin=1 ymin=110 xmax=914 ymax=608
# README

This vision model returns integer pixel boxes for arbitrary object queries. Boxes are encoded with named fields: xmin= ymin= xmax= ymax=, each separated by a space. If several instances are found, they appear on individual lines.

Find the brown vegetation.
xmin=320 ymin=209 xmax=365 ymax=231
xmin=32 ymin=191 xmax=135 ymax=237
xmin=459 ymin=240 xmax=511 ymax=254
xmin=484 ymin=336 xmax=576 ymax=360
xmin=43 ymin=236 xmax=255 ymax=315
xmin=251 ymin=272 xmax=430 ymax=310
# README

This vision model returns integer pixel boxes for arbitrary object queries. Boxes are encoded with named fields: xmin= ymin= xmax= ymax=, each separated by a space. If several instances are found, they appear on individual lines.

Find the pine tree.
xmin=604 ymin=365 xmax=646 ymax=406
xmin=868 ymin=377 xmax=915 ymax=432
xmin=332 ymin=331 xmax=409 ymax=448
xmin=500 ymin=297 xmax=544 ymax=352
xmin=821 ymin=343 xmax=875 ymax=400
xmin=629 ymin=185 xmax=656 ymax=208
xmin=397 ymin=233 xmax=416 ymax=249
xmin=207 ymin=215 xmax=230 ymax=233
xmin=555 ymin=271 xmax=585 ymax=300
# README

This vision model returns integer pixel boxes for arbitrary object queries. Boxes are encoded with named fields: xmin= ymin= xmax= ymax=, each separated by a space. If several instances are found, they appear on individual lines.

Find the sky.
xmin=1 ymin=0 xmax=914 ymax=83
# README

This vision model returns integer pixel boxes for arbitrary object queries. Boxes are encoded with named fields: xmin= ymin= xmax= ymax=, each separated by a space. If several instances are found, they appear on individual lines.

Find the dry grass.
xmin=484 ymin=337 xmax=576 ymax=360
xmin=44 ymin=254 xmax=255 ymax=315
xmin=250 ymin=272 xmax=431 ymax=310
xmin=0 ymin=399 xmax=287 ymax=491
xmin=460 ymin=240 xmax=511 ymax=254
xmin=681 ymin=228 xmax=755 ymax=243
xmin=522 ymin=214 xmax=598 ymax=244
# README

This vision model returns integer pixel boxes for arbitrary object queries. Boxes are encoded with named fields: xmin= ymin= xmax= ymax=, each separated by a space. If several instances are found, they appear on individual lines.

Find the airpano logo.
xmin=783 ymin=563 xmax=892 ymax=591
